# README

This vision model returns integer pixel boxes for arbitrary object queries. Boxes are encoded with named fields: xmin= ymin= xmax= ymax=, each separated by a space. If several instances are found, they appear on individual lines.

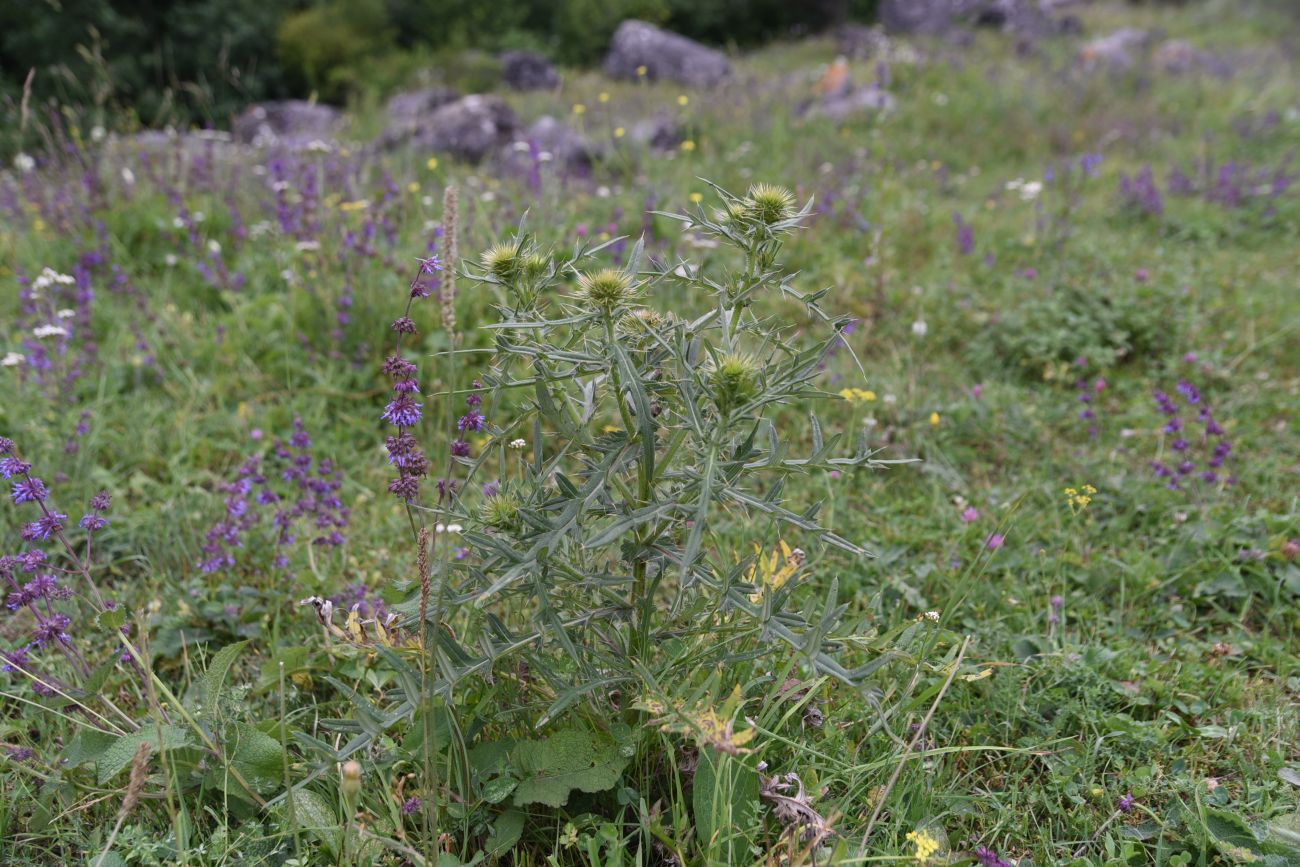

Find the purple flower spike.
xmin=12 ymin=477 xmax=49 ymax=505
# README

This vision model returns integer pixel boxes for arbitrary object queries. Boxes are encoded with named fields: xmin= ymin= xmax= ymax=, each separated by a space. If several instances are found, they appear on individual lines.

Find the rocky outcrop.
xmin=603 ymin=20 xmax=730 ymax=87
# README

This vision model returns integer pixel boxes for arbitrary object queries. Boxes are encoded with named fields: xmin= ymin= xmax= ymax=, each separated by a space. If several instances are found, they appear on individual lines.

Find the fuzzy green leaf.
xmin=511 ymin=729 xmax=629 ymax=807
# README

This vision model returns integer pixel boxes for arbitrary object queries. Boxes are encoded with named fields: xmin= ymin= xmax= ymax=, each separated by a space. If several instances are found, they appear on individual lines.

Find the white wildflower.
xmin=924 ymin=610 xmax=941 ymax=622
xmin=121 ymin=167 xmax=135 ymax=186
xmin=911 ymin=319 xmax=929 ymax=337
xmin=2 ymin=352 xmax=25 ymax=367
xmin=207 ymin=240 xmax=221 ymax=255
xmin=56 ymin=308 xmax=75 ymax=319
xmin=90 ymin=125 xmax=106 ymax=142
xmin=508 ymin=438 xmax=527 ymax=449
xmin=13 ymin=152 xmax=35 ymax=173
xmin=164 ymin=254 xmax=179 ymax=267
xmin=33 ymin=324 xmax=68 ymax=339
xmin=295 ymin=240 xmax=321 ymax=252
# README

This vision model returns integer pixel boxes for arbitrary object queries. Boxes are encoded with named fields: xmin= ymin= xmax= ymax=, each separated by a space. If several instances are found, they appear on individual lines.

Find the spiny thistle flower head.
xmin=710 ymin=352 xmax=761 ymax=413
xmin=715 ymin=200 xmax=751 ymax=227
xmin=481 ymin=491 xmax=523 ymax=532
xmin=576 ymin=268 xmax=636 ymax=312
xmin=480 ymin=240 xmax=523 ymax=281
xmin=522 ymin=252 xmax=551 ymax=281
xmin=744 ymin=183 xmax=797 ymax=225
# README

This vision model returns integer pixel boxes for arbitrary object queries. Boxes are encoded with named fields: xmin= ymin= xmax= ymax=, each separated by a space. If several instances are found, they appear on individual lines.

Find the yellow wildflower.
xmin=338 ymin=200 xmax=369 ymax=212
xmin=838 ymin=387 xmax=877 ymax=403
xmin=906 ymin=830 xmax=941 ymax=863
xmin=426 ymin=157 xmax=439 ymax=171
xmin=598 ymin=91 xmax=610 ymax=103
xmin=1064 ymin=483 xmax=1097 ymax=514
xmin=689 ymin=192 xmax=704 ymax=203
xmin=614 ymin=127 xmax=625 ymax=138
xmin=747 ymin=540 xmax=805 ymax=602
xmin=929 ymin=411 xmax=941 ymax=427
xmin=572 ymin=103 xmax=586 ymax=115
xmin=679 ymin=140 xmax=696 ymax=152
xmin=407 ymin=181 xmax=420 ymax=193
xmin=677 ymin=94 xmax=689 ymax=106
xmin=636 ymin=65 xmax=648 ymax=77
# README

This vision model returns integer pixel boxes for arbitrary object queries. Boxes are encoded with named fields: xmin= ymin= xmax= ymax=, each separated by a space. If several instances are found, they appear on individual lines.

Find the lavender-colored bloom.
xmin=952 ymin=212 xmax=975 ymax=255
xmin=390 ymin=316 xmax=417 ymax=335
xmin=0 ymin=437 xmax=14 ymax=454
xmin=985 ymin=533 xmax=1005 ymax=551
xmin=32 ymin=612 xmax=72 ymax=646
xmin=976 ymin=846 xmax=1012 ymax=867
xmin=20 ymin=550 xmax=46 ymax=572
xmin=23 ymin=512 xmax=67 ymax=541
xmin=12 ymin=477 xmax=48 ymax=504
xmin=457 ymin=409 xmax=485 ymax=432
xmin=382 ymin=355 xmax=418 ymax=379
xmin=1 ymin=457 xmax=33 ymax=478
xmin=401 ymin=796 xmax=422 ymax=816
xmin=1 ymin=645 xmax=33 ymax=673
xmin=79 ymin=514 xmax=108 ymax=531
xmin=89 ymin=491 xmax=111 ymax=512
xmin=383 ymin=396 xmax=423 ymax=428
xmin=450 ymin=439 xmax=470 ymax=458
xmin=388 ymin=476 xmax=420 ymax=501
xmin=1118 ymin=794 xmax=1135 ymax=813
xmin=482 ymin=481 xmax=500 ymax=498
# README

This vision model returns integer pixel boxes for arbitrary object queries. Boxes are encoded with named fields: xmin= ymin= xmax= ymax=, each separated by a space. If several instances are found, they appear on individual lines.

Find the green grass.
xmin=2 ymin=2 xmax=1298 ymax=865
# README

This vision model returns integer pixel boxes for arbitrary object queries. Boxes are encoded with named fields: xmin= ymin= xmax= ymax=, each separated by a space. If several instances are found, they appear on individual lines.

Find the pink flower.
xmin=960 ymin=506 xmax=979 ymax=523
xmin=1135 ymin=268 xmax=1149 ymax=282
xmin=1094 ymin=377 xmax=1106 ymax=393
xmin=985 ymin=533 xmax=1005 ymax=550
xmin=971 ymin=384 xmax=983 ymax=399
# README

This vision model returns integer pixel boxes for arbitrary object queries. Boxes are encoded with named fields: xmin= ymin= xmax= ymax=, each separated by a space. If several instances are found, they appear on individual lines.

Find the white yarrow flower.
xmin=911 ymin=319 xmax=928 ymax=337
xmin=13 ymin=152 xmax=35 ymax=173
xmin=33 ymin=324 xmax=68 ymax=339
xmin=508 ymin=438 xmax=527 ymax=449
xmin=56 ymin=308 xmax=75 ymax=319
xmin=2 ymin=352 xmax=25 ymax=367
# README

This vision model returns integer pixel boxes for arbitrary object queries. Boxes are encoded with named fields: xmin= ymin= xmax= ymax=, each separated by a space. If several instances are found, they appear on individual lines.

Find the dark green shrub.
xmin=276 ymin=0 xmax=394 ymax=102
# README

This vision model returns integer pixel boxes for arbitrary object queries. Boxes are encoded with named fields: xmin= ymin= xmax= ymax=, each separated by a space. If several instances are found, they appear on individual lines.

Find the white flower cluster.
xmin=1005 ymin=177 xmax=1043 ymax=201
xmin=31 ymin=267 xmax=75 ymax=295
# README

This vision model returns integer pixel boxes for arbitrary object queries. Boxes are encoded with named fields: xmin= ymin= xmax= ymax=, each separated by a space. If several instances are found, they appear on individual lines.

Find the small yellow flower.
xmin=426 ymin=157 xmax=438 ymax=171
xmin=338 ymin=200 xmax=369 ymax=212
xmin=838 ymin=388 xmax=877 ymax=403
xmin=1065 ymin=483 xmax=1097 ymax=514
xmin=572 ymin=103 xmax=586 ymax=115
xmin=688 ymin=192 xmax=704 ymax=204
xmin=679 ymin=140 xmax=696 ymax=152
xmin=906 ymin=830 xmax=941 ymax=863
xmin=677 ymin=94 xmax=689 ymax=106
xmin=407 ymin=181 xmax=420 ymax=193
xmin=929 ymin=412 xmax=941 ymax=427
xmin=636 ymin=65 xmax=648 ymax=77
xmin=598 ymin=91 xmax=610 ymax=103
xmin=614 ymin=126 xmax=625 ymax=138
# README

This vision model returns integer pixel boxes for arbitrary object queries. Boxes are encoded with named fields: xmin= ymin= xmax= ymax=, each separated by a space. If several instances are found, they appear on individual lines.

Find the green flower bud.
xmin=481 ymin=241 xmax=523 ymax=281
xmin=481 ymin=492 xmax=522 ymax=532
xmin=710 ymin=352 xmax=761 ymax=413
xmin=576 ymin=268 xmax=636 ymax=312
xmin=744 ymin=183 xmax=796 ymax=225
xmin=522 ymin=252 xmax=550 ymax=281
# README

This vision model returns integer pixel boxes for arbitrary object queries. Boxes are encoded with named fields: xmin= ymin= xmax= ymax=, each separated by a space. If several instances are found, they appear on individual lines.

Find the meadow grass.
xmin=1 ymin=2 xmax=1298 ymax=865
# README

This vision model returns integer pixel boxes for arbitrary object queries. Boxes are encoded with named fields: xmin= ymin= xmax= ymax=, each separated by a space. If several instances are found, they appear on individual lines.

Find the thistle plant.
xmin=403 ymin=181 xmax=897 ymax=716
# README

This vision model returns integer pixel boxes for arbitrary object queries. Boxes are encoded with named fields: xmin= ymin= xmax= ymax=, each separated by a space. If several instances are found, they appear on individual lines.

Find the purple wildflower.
xmin=450 ymin=440 xmax=470 ymax=458
xmin=401 ymin=796 xmax=422 ymax=816
xmin=985 ymin=533 xmax=1005 ymax=551
xmin=1118 ymin=794 xmax=1135 ymax=813
xmin=975 ymin=846 xmax=1012 ymax=867
xmin=23 ymin=512 xmax=67 ymax=541
xmin=383 ymin=396 xmax=423 ymax=428
xmin=11 ymin=477 xmax=48 ymax=505
xmin=457 ymin=409 xmax=485 ymax=432
xmin=1 ymin=457 xmax=33 ymax=478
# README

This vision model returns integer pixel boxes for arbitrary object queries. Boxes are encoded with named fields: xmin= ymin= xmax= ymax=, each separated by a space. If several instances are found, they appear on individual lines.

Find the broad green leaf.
xmin=60 ymin=728 xmax=116 ymax=767
xmin=511 ymin=729 xmax=629 ymax=807
xmin=227 ymin=722 xmax=286 ymax=789
xmin=693 ymin=751 xmax=760 ymax=867
xmin=199 ymin=640 xmax=250 ymax=716
xmin=97 ymin=724 xmax=192 ymax=784
xmin=486 ymin=808 xmax=526 ymax=855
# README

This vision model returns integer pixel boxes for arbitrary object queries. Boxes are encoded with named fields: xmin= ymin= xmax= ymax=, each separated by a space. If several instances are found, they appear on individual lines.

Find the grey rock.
xmin=501 ymin=51 xmax=559 ymax=91
xmin=880 ymin=0 xmax=1070 ymax=38
xmin=1079 ymin=27 xmax=1152 ymax=70
xmin=232 ymin=100 xmax=339 ymax=148
xmin=811 ymin=86 xmax=896 ymax=120
xmin=388 ymin=94 xmax=517 ymax=163
xmin=386 ymin=87 xmax=460 ymax=128
xmin=603 ymin=20 xmax=730 ymax=87
xmin=836 ymin=24 xmax=888 ymax=60
xmin=625 ymin=113 xmax=684 ymax=151
xmin=499 ymin=116 xmax=595 ymax=173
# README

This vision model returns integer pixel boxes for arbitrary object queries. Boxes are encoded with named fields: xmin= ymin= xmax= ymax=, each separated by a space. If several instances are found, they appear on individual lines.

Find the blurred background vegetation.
xmin=0 ymin=0 xmax=880 ymax=127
